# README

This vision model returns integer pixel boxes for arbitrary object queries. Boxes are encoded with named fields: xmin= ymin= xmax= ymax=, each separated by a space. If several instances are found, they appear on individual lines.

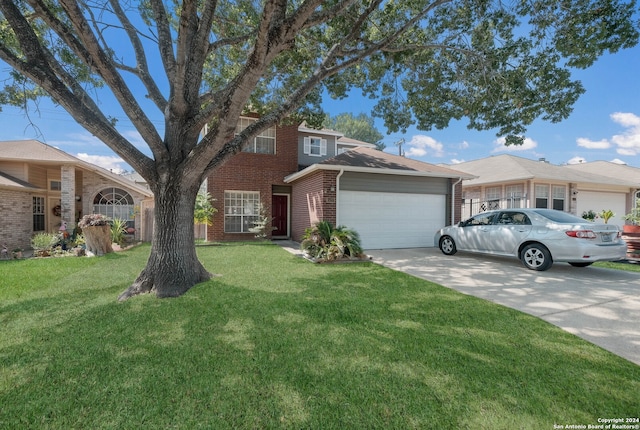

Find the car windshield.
xmin=532 ymin=209 xmax=586 ymax=224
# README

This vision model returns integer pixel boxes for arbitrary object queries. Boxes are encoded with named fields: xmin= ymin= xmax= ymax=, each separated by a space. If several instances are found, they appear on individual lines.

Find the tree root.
xmin=118 ymin=266 xmax=213 ymax=301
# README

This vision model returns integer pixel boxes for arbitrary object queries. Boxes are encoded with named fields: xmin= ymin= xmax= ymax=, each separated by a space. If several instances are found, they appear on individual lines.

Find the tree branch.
xmin=108 ymin=0 xmax=167 ymax=111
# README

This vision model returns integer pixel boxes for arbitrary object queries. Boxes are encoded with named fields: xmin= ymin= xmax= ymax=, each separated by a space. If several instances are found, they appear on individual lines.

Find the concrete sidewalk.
xmin=365 ymin=247 xmax=640 ymax=366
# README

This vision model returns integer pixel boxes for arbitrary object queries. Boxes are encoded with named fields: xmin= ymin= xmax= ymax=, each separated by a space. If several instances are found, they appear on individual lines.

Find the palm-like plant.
xmin=301 ymin=221 xmax=363 ymax=261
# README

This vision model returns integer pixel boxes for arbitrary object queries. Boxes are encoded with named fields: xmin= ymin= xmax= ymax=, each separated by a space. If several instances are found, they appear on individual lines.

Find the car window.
xmin=461 ymin=213 xmax=495 ymax=227
xmin=497 ymin=212 xmax=531 ymax=225
xmin=532 ymin=209 xmax=585 ymax=223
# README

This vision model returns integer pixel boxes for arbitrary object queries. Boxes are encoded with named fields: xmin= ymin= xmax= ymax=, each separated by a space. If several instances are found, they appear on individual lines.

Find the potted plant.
xmin=622 ymin=207 xmax=640 ymax=234
xmin=599 ymin=209 xmax=615 ymax=224
xmin=12 ymin=248 xmax=23 ymax=259
xmin=581 ymin=210 xmax=596 ymax=222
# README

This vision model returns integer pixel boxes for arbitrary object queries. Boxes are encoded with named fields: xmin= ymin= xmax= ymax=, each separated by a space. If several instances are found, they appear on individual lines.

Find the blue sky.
xmin=2 ymin=40 xmax=639 ymax=173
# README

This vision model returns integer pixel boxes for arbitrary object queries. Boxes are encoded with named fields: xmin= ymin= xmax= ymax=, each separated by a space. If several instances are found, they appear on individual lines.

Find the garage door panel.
xmin=339 ymin=190 xmax=446 ymax=249
xmin=576 ymin=191 xmax=626 ymax=227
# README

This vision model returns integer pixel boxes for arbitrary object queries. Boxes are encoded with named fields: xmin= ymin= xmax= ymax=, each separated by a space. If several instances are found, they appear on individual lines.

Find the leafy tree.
xmin=324 ymin=113 xmax=385 ymax=150
xmin=194 ymin=192 xmax=217 ymax=227
xmin=0 ymin=0 xmax=637 ymax=299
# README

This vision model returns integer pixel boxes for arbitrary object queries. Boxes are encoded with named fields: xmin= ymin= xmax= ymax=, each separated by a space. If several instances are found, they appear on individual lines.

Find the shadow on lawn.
xmin=1 ymin=258 xmax=638 ymax=429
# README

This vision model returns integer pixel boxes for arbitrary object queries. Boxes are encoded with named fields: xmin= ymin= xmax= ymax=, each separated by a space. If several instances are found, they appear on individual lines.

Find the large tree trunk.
xmin=118 ymin=179 xmax=212 ymax=300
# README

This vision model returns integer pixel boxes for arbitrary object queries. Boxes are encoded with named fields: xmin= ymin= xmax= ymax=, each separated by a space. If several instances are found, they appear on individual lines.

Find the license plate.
xmin=601 ymin=233 xmax=612 ymax=242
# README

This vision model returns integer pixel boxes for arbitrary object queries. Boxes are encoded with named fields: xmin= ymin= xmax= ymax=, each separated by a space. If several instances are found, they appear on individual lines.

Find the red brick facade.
xmin=289 ymin=169 xmax=339 ymax=242
xmin=206 ymin=120 xmax=299 ymax=242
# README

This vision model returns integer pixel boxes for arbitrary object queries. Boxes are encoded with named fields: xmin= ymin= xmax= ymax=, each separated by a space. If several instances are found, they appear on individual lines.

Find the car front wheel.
xmin=439 ymin=236 xmax=457 ymax=255
xmin=521 ymin=243 xmax=552 ymax=271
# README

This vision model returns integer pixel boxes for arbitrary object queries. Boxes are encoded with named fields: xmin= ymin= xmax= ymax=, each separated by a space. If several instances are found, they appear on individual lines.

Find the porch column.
xmin=60 ymin=164 xmax=76 ymax=230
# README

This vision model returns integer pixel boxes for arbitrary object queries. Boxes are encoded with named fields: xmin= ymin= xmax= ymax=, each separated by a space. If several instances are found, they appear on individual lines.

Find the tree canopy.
xmin=0 ymin=0 xmax=638 ymax=298
xmin=324 ymin=113 xmax=385 ymax=150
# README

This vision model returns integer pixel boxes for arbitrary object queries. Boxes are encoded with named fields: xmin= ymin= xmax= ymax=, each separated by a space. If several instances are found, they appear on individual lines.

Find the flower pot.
xmin=622 ymin=225 xmax=640 ymax=234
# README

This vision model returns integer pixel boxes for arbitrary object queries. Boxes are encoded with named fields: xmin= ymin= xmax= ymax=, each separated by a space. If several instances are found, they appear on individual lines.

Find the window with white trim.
xmin=236 ymin=117 xmax=276 ymax=154
xmin=93 ymin=188 xmax=135 ymax=228
xmin=224 ymin=191 xmax=260 ymax=233
xmin=535 ymin=184 xmax=549 ymax=208
xmin=303 ymin=136 xmax=327 ymax=157
xmin=552 ymin=185 xmax=566 ymax=211
xmin=485 ymin=186 xmax=500 ymax=210
xmin=33 ymin=196 xmax=45 ymax=232
xmin=49 ymin=180 xmax=62 ymax=191
xmin=506 ymin=184 xmax=524 ymax=208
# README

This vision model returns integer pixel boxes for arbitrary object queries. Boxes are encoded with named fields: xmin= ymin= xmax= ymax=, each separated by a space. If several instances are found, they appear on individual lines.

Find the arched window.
xmin=93 ymin=188 xmax=135 ymax=228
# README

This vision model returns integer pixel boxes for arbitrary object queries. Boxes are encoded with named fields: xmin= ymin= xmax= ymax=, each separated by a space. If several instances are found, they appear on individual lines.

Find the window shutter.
xmin=303 ymin=137 xmax=310 ymax=155
xmin=320 ymin=139 xmax=327 ymax=156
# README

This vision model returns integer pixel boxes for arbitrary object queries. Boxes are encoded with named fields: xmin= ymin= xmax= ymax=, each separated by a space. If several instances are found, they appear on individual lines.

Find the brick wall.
xmin=207 ymin=120 xmax=299 ymax=242
xmin=0 ymin=189 xmax=33 ymax=251
xmin=290 ymin=169 xmax=338 ymax=242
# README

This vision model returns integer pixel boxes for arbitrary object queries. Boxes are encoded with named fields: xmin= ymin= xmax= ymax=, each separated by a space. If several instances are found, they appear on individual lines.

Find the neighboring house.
xmin=566 ymin=161 xmax=640 ymax=220
xmin=449 ymin=154 xmax=639 ymax=227
xmin=206 ymin=117 xmax=473 ymax=249
xmin=0 ymin=140 xmax=153 ymax=251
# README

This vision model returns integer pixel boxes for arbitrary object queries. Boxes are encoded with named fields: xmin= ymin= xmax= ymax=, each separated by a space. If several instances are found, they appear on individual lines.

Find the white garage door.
xmin=338 ymin=191 xmax=446 ymax=249
xmin=576 ymin=191 xmax=626 ymax=227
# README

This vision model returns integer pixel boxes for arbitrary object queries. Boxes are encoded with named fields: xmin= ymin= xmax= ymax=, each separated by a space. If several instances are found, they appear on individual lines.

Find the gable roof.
xmin=0 ymin=140 xmax=152 ymax=196
xmin=450 ymin=154 xmax=638 ymax=188
xmin=565 ymin=161 xmax=640 ymax=186
xmin=285 ymin=146 xmax=474 ymax=183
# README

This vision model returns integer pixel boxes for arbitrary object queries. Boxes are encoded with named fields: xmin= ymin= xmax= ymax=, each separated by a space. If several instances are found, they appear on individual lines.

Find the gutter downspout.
xmin=451 ymin=177 xmax=464 ymax=225
xmin=335 ymin=169 xmax=344 ymax=225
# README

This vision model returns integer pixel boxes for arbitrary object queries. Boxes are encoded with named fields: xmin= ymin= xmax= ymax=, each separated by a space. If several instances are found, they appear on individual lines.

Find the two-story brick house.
xmin=206 ymin=117 xmax=473 ymax=249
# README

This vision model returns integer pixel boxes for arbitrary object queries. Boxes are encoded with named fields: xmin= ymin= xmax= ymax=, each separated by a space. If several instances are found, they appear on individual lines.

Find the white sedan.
xmin=434 ymin=209 xmax=627 ymax=271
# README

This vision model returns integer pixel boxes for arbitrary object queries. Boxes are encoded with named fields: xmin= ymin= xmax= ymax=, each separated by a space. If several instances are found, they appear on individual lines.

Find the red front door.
xmin=271 ymin=195 xmax=288 ymax=237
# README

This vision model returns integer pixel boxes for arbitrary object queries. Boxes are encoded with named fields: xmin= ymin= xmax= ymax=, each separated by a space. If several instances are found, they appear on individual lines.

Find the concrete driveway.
xmin=366 ymin=247 xmax=640 ymax=366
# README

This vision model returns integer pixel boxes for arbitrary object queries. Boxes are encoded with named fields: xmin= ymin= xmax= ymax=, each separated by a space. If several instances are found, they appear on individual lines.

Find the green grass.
xmin=595 ymin=260 xmax=640 ymax=272
xmin=1 ymin=244 xmax=638 ymax=429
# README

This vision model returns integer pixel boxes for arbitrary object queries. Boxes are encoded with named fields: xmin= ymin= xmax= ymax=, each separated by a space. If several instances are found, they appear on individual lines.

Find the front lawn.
xmin=1 ymin=243 xmax=638 ymax=429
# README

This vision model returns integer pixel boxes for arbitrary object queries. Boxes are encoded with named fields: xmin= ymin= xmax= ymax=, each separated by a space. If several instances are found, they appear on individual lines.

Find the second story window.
xmin=303 ymin=136 xmax=327 ymax=157
xmin=236 ymin=117 xmax=276 ymax=154
xmin=49 ymin=180 xmax=62 ymax=191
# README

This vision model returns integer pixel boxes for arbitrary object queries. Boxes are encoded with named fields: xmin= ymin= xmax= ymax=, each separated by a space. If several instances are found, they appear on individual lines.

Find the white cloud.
xmin=616 ymin=148 xmax=638 ymax=156
xmin=567 ymin=156 xmax=587 ymax=165
xmin=76 ymin=153 xmax=127 ymax=174
xmin=577 ymin=112 xmax=640 ymax=156
xmin=459 ymin=141 xmax=470 ymax=150
xmin=450 ymin=158 xmax=465 ymax=164
xmin=404 ymin=135 xmax=444 ymax=158
xmin=576 ymin=137 xmax=610 ymax=149
xmin=610 ymin=158 xmax=627 ymax=165
xmin=611 ymin=112 xmax=640 ymax=128
xmin=492 ymin=136 xmax=538 ymax=152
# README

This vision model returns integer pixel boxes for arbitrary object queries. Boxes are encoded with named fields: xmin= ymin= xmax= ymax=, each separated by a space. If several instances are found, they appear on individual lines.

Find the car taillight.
xmin=565 ymin=230 xmax=597 ymax=239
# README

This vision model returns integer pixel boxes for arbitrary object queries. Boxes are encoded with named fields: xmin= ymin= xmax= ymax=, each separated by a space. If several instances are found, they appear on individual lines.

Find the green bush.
xmin=30 ymin=233 xmax=59 ymax=256
xmin=300 ymin=221 xmax=363 ymax=260
xmin=110 ymin=218 xmax=128 ymax=246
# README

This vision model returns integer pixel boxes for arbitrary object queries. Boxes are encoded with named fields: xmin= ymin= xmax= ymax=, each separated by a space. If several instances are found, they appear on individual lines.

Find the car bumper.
xmin=548 ymin=241 xmax=628 ymax=263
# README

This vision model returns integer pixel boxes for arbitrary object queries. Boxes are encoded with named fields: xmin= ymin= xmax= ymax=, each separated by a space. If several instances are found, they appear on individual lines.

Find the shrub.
xmin=110 ymin=218 xmax=128 ymax=245
xmin=300 ymin=221 xmax=363 ymax=261
xmin=194 ymin=191 xmax=217 ymax=226
xmin=30 ymin=233 xmax=60 ymax=257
